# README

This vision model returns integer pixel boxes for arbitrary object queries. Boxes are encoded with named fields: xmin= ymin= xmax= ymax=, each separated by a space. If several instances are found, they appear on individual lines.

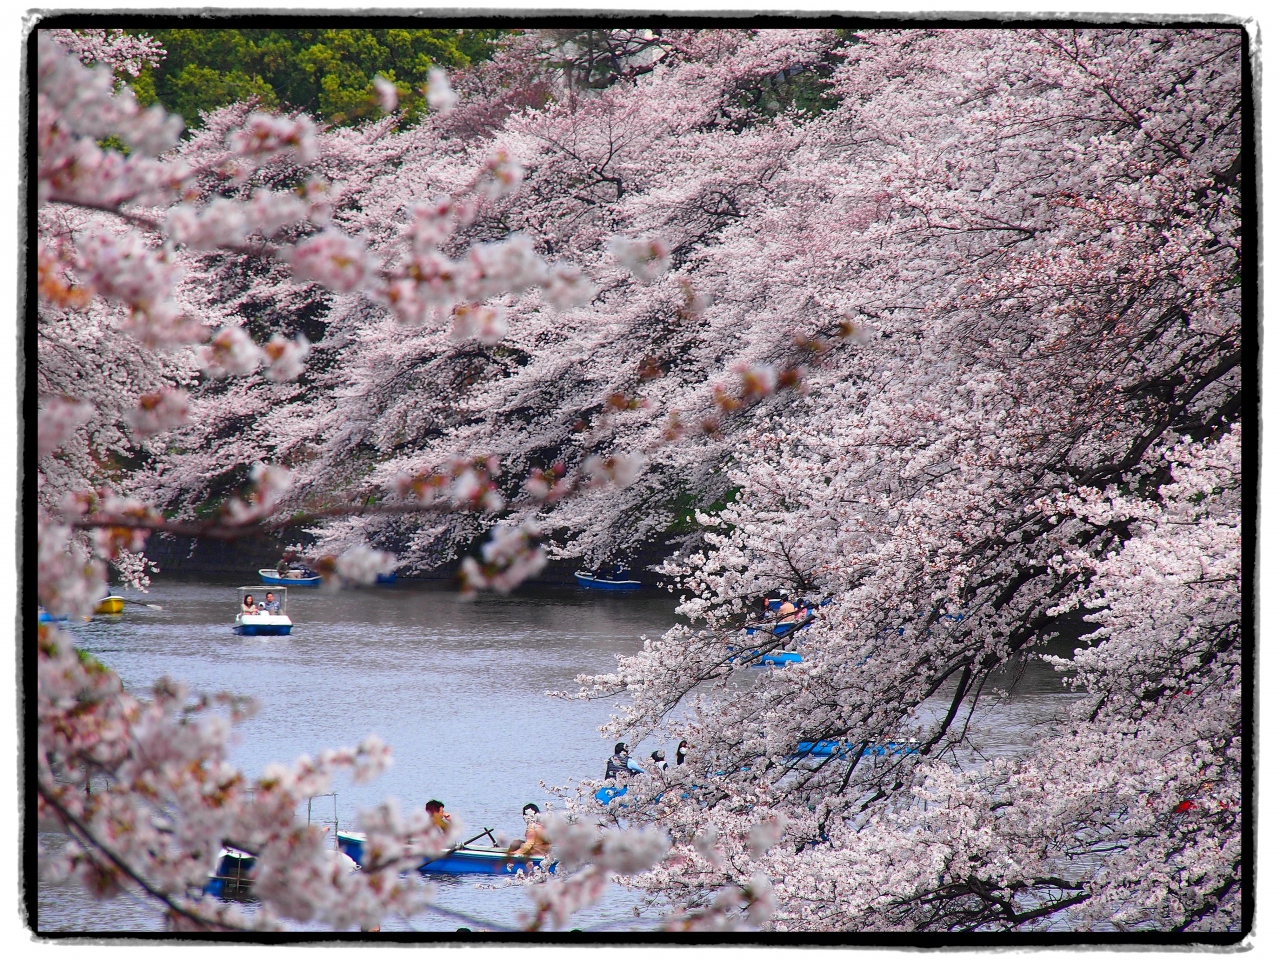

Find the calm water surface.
xmin=36 ymin=579 xmax=1085 ymax=934
xmin=37 ymin=579 xmax=683 ymax=934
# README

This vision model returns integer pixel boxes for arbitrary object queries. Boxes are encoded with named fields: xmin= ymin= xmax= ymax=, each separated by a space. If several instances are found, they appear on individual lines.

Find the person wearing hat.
xmin=509 ymin=803 xmax=551 ymax=858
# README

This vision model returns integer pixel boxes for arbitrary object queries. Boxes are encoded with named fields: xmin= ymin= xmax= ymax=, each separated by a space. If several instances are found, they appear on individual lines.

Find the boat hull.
xmin=258 ymin=569 xmax=321 ymax=587
xmin=793 ymin=740 xmax=920 ymax=759
xmin=595 ymin=785 xmax=628 ymax=805
xmin=574 ymin=571 xmax=642 ymax=590
xmin=758 ymin=651 xmax=803 ymax=666
xmin=234 ymin=623 xmax=293 ymax=636
xmin=94 ymin=596 xmax=125 ymax=615
xmin=234 ymin=613 xmax=293 ymax=636
xmin=419 ymin=848 xmax=552 ymax=875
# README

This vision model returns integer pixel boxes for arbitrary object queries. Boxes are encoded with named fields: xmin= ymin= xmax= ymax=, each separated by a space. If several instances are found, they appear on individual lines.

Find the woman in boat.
xmin=242 ymin=594 xmax=256 ymax=616
xmin=509 ymin=803 xmax=551 ymax=858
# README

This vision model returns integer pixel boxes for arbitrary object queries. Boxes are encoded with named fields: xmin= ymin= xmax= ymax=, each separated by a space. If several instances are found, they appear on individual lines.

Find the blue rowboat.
xmin=746 ymin=614 xmax=815 ymax=638
xmin=259 ymin=568 xmax=322 ymax=587
xmin=375 ymin=571 xmax=396 ymax=585
xmin=727 ymin=646 xmax=802 ymax=667
xmin=793 ymin=740 xmax=921 ymax=759
xmin=574 ymin=571 xmax=642 ymax=590
xmin=758 ymin=651 xmax=803 ymax=666
xmin=595 ymin=784 xmax=628 ymax=805
xmin=38 ymin=608 xmax=70 ymax=624
xmin=336 ymin=830 xmax=554 ymax=876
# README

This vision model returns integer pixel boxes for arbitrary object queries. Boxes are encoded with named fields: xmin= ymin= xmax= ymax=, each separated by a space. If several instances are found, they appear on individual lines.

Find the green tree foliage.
xmin=133 ymin=28 xmax=507 ymax=128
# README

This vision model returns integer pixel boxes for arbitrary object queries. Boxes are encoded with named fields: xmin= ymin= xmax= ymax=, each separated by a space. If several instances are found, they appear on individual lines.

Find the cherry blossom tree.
xmin=561 ymin=27 xmax=1244 ymax=933
xmin=32 ymin=28 xmax=716 ymax=932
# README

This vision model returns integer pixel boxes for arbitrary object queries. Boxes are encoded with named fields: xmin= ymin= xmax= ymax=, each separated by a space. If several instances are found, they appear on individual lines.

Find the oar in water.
xmin=121 ymin=598 xmax=164 ymax=610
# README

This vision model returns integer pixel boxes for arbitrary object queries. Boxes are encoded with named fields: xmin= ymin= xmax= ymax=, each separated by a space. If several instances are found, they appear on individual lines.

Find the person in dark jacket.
xmin=605 ymin=742 xmax=631 ymax=780
xmin=605 ymin=742 xmax=645 ymax=780
xmin=676 ymin=740 xmax=689 ymax=766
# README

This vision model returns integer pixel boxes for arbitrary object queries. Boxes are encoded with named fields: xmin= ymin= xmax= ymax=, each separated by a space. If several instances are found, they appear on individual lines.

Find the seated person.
xmin=776 ymin=594 xmax=798 ymax=621
xmin=605 ymin=742 xmax=633 ymax=780
xmin=424 ymin=799 xmax=451 ymax=833
xmin=241 ymin=595 xmax=256 ymax=616
xmin=509 ymin=803 xmax=551 ymax=858
xmin=262 ymin=592 xmax=281 ymax=614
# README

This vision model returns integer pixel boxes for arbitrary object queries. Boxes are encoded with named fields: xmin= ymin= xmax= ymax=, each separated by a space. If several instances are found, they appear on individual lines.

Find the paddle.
xmin=458 ymin=827 xmax=499 ymax=849
xmin=121 ymin=598 xmax=164 ymax=611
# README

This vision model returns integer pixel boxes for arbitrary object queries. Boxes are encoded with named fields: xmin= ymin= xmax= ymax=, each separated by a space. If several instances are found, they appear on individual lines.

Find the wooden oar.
xmin=121 ymin=598 xmax=164 ymax=610
xmin=457 ymin=827 xmax=499 ymax=849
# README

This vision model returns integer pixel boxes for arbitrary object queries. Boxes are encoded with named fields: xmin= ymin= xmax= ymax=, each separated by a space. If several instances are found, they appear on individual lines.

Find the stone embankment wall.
xmin=139 ymin=530 xmax=682 ymax=588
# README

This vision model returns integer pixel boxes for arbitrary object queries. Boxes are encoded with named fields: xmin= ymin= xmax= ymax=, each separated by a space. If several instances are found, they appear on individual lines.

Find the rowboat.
xmin=259 ymin=568 xmax=321 ymax=587
xmin=37 ymin=608 xmax=70 ymax=624
xmin=595 ymin=784 xmax=628 ymax=805
xmin=204 ymin=847 xmax=255 ymax=898
xmin=94 ymin=595 xmax=125 ymax=615
xmin=204 ymin=844 xmax=355 ymax=899
xmin=793 ymin=739 xmax=921 ymax=759
xmin=235 ymin=586 xmax=293 ymax=636
xmin=336 ymin=830 xmax=554 ymax=875
xmin=746 ymin=613 xmax=815 ymax=638
xmin=574 ymin=570 xmax=642 ymax=590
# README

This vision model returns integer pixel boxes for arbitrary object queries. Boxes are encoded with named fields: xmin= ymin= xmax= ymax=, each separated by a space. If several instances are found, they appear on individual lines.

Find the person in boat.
xmin=650 ymin=749 xmax=668 ymax=774
xmin=424 ymin=799 xmax=451 ymax=833
xmin=776 ymin=591 xmax=799 ymax=622
xmin=262 ymin=592 xmax=280 ymax=614
xmin=509 ymin=803 xmax=551 ymax=859
xmin=605 ymin=742 xmax=645 ymax=780
xmin=277 ymin=557 xmax=290 ymax=576
xmin=676 ymin=740 xmax=689 ymax=766
xmin=605 ymin=742 xmax=629 ymax=780
xmin=242 ymin=594 xmax=257 ymax=616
